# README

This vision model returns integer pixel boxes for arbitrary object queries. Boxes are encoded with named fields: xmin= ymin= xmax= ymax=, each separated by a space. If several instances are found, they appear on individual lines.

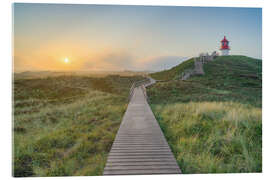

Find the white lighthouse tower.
xmin=220 ymin=36 xmax=230 ymax=56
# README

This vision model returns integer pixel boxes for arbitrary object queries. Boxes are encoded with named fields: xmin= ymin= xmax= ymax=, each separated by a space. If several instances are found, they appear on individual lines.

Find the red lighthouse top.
xmin=220 ymin=36 xmax=230 ymax=50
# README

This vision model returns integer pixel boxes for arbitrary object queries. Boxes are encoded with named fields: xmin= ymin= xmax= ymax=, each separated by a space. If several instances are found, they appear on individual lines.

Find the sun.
xmin=64 ymin=57 xmax=69 ymax=63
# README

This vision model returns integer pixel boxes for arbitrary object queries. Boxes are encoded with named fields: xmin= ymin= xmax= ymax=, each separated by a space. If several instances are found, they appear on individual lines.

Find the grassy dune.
xmin=13 ymin=75 xmax=144 ymax=177
xmin=152 ymin=102 xmax=261 ymax=173
xmin=150 ymin=58 xmax=195 ymax=81
xmin=148 ymin=55 xmax=262 ymax=173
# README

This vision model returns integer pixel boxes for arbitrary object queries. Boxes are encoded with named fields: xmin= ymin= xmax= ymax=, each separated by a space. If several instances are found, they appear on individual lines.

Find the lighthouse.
xmin=220 ymin=36 xmax=230 ymax=56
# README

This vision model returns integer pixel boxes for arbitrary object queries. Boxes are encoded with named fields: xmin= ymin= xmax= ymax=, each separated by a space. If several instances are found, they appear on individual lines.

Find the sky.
xmin=13 ymin=3 xmax=262 ymax=72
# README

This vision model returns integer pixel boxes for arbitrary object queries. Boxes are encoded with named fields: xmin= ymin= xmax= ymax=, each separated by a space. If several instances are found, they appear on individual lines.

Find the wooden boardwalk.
xmin=103 ymin=78 xmax=181 ymax=175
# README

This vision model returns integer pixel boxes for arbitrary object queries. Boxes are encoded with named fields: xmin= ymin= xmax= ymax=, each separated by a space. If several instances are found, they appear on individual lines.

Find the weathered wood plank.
xmin=104 ymin=165 xmax=180 ymax=170
xmin=109 ymin=150 xmax=171 ymax=153
xmin=103 ymin=169 xmax=181 ymax=175
xmin=105 ymin=161 xmax=178 ymax=166
xmin=103 ymin=77 xmax=181 ymax=175
xmin=106 ymin=158 xmax=177 ymax=163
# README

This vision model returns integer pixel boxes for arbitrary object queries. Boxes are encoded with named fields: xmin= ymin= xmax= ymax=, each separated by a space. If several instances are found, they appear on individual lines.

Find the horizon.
xmin=13 ymin=3 xmax=262 ymax=72
xmin=14 ymin=69 xmax=155 ymax=73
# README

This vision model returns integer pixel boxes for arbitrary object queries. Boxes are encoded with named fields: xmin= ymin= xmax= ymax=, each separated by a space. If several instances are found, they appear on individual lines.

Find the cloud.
xmin=82 ymin=51 xmax=135 ymax=71
xmin=82 ymin=53 xmax=188 ymax=72
xmin=14 ymin=50 xmax=189 ymax=72
xmin=13 ymin=55 xmax=37 ymax=72
xmin=136 ymin=56 xmax=189 ymax=71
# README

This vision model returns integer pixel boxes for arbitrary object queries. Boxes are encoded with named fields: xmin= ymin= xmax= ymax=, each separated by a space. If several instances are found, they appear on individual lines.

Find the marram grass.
xmin=13 ymin=90 xmax=126 ymax=176
xmin=13 ymin=75 xmax=145 ymax=177
xmin=151 ymin=101 xmax=262 ymax=173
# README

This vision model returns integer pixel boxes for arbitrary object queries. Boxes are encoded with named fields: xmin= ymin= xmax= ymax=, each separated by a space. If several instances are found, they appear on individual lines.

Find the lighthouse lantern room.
xmin=220 ymin=36 xmax=230 ymax=56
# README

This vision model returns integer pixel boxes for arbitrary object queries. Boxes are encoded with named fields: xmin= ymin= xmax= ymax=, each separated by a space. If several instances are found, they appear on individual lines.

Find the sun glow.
xmin=64 ymin=57 xmax=69 ymax=63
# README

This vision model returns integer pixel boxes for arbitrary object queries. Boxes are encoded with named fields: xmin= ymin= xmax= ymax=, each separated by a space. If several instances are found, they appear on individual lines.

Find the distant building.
xmin=220 ymin=36 xmax=230 ymax=56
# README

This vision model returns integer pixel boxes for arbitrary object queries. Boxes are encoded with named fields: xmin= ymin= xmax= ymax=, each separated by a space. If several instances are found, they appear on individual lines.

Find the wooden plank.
xmin=110 ymin=149 xmax=171 ymax=152
xmin=107 ymin=156 xmax=176 ymax=160
xmin=111 ymin=146 xmax=170 ymax=149
xmin=108 ymin=152 xmax=173 ymax=156
xmin=103 ymin=77 xmax=181 ymax=175
xmin=111 ymin=145 xmax=170 ymax=148
xmin=103 ymin=169 xmax=181 ymax=175
xmin=106 ymin=158 xmax=177 ymax=163
xmin=104 ymin=165 xmax=180 ymax=170
xmin=105 ymin=162 xmax=178 ymax=166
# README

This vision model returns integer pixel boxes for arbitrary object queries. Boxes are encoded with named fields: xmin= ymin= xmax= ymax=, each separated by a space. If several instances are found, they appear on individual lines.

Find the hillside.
xmin=150 ymin=58 xmax=195 ymax=81
xmin=149 ymin=55 xmax=262 ymax=107
xmin=147 ymin=55 xmax=262 ymax=173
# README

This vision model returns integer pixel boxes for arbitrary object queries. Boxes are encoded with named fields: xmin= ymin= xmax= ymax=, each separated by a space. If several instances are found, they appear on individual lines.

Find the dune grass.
xmin=13 ymin=75 xmax=145 ymax=177
xmin=147 ymin=56 xmax=262 ymax=173
xmin=151 ymin=102 xmax=261 ymax=173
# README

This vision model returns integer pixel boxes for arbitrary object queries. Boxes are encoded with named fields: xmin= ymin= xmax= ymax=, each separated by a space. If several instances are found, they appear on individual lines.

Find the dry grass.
xmin=13 ymin=74 xmax=145 ymax=177
xmin=152 ymin=102 xmax=262 ymax=173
